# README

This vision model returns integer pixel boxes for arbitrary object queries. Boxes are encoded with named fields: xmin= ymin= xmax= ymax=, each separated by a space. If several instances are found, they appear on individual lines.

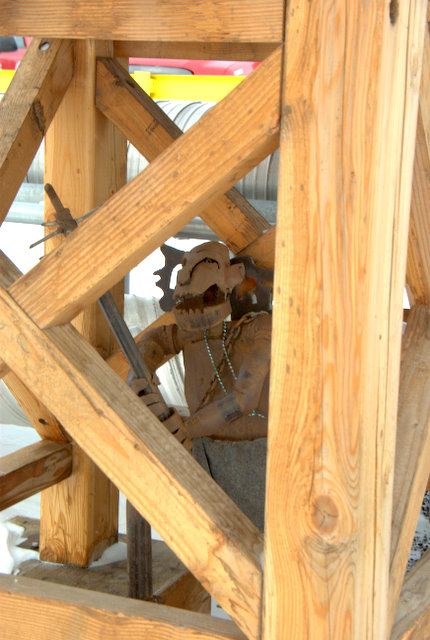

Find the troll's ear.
xmin=226 ymin=261 xmax=246 ymax=292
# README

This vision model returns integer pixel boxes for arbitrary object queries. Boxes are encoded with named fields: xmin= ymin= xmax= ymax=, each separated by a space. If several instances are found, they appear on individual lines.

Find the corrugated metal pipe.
xmin=8 ymin=100 xmax=278 ymax=236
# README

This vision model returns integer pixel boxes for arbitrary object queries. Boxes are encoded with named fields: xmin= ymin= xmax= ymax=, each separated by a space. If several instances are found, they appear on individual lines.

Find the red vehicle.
xmin=129 ymin=57 xmax=259 ymax=76
xmin=0 ymin=36 xmax=257 ymax=76
xmin=0 ymin=36 xmax=31 ymax=69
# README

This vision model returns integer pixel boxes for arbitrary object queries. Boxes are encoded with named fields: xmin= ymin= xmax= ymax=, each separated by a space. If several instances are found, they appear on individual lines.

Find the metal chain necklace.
xmin=204 ymin=321 xmax=266 ymax=418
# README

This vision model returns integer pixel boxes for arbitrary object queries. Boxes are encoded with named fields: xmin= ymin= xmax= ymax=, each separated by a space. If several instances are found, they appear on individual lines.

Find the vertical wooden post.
xmin=263 ymin=1 xmax=426 ymax=638
xmin=39 ymin=40 xmax=127 ymax=566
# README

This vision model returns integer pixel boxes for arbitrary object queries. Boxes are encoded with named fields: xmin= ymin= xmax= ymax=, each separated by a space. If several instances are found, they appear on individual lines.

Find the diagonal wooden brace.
xmin=0 ymin=283 xmax=263 ymax=640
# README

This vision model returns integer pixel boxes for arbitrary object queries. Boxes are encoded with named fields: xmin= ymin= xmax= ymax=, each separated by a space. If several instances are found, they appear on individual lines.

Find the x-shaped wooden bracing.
xmin=2 ymin=4 xmax=430 ymax=637
xmin=0 ymin=38 xmax=282 ymax=640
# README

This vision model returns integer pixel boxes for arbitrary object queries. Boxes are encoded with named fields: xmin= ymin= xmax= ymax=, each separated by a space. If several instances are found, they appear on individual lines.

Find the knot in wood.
xmin=311 ymin=495 xmax=339 ymax=535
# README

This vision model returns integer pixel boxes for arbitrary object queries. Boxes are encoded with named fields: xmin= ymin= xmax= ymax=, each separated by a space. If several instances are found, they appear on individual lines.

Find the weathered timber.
xmin=407 ymin=30 xmax=430 ymax=305
xmin=39 ymin=40 xmax=126 ymax=567
xmin=0 ymin=252 xmax=67 ymax=440
xmin=238 ymin=226 xmax=276 ymax=270
xmin=263 ymin=1 xmax=426 ymax=639
xmin=9 ymin=47 xmax=281 ymax=329
xmin=113 ymin=40 xmax=277 ymax=62
xmin=2 ymin=372 xmax=68 ymax=441
xmin=16 ymin=522 xmax=204 ymax=610
xmin=0 ymin=0 xmax=283 ymax=44
xmin=0 ymin=575 xmax=244 ymax=640
xmin=389 ymin=308 xmax=430 ymax=632
xmin=0 ymin=38 xmax=73 ymax=223
xmin=0 ymin=286 xmax=263 ymax=640
xmin=153 ymin=568 xmax=211 ymax=613
xmin=0 ymin=441 xmax=72 ymax=510
xmin=96 ymin=56 xmax=271 ymax=253
xmin=391 ymin=550 xmax=430 ymax=640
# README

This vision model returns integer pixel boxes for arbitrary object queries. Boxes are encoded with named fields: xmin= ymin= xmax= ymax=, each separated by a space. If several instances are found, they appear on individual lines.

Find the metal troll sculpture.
xmin=129 ymin=241 xmax=271 ymax=531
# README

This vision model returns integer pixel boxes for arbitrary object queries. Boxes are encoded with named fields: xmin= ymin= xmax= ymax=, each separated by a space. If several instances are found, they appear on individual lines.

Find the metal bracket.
xmin=29 ymin=183 xmax=98 ymax=249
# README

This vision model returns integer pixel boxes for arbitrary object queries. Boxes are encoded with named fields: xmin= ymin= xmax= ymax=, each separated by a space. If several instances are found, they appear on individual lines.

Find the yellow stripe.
xmin=0 ymin=70 xmax=15 ymax=93
xmin=0 ymin=69 xmax=244 ymax=101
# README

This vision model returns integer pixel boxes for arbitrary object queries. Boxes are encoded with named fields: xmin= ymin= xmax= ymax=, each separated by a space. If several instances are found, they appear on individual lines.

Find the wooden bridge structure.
xmin=1 ymin=1 xmax=430 ymax=638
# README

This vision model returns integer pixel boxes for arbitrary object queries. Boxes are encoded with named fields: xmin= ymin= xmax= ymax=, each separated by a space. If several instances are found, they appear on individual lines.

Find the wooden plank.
xmin=0 ymin=286 xmax=263 ymax=640
xmin=154 ymin=569 xmax=211 ymax=613
xmin=0 ymin=575 xmax=244 ymax=640
xmin=238 ymin=226 xmax=276 ymax=269
xmin=2 ymin=372 xmax=68 ymax=441
xmin=407 ymin=31 xmax=430 ymax=305
xmin=96 ymin=56 xmax=271 ymax=253
xmin=0 ymin=38 xmax=73 ymax=224
xmin=391 ymin=550 xmax=430 ymax=640
xmin=0 ymin=440 xmax=72 ymax=510
xmin=38 ymin=39 xmax=127 ymax=567
xmin=113 ymin=40 xmax=277 ymax=62
xmin=389 ymin=308 xmax=430 ymax=632
xmin=263 ymin=1 xmax=426 ymax=639
xmin=0 ymin=0 xmax=283 ymax=44
xmin=0 ymin=250 xmax=70 ymax=441
xmin=9 ymin=47 xmax=281 ymax=329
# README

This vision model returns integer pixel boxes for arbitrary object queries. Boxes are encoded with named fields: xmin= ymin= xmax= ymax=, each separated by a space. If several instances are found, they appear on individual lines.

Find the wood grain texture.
xmin=263 ymin=1 xmax=426 ymax=639
xmin=391 ymin=550 xmax=430 ymax=640
xmin=0 ymin=251 xmax=67 ymax=440
xmin=0 ymin=38 xmax=73 ymax=223
xmin=0 ymin=0 xmax=283 ymax=43
xmin=0 ymin=575 xmax=245 ymax=640
xmin=39 ymin=39 xmax=127 ymax=567
xmin=389 ymin=308 xmax=430 ymax=632
xmin=238 ymin=226 xmax=276 ymax=270
xmin=0 ymin=286 xmax=263 ymax=640
xmin=0 ymin=441 xmax=72 ymax=510
xmin=407 ymin=31 xmax=430 ymax=305
xmin=154 ymin=569 xmax=211 ymax=613
xmin=96 ymin=57 xmax=271 ymax=254
xmin=113 ymin=40 xmax=277 ymax=62
xmin=9 ymin=47 xmax=281 ymax=329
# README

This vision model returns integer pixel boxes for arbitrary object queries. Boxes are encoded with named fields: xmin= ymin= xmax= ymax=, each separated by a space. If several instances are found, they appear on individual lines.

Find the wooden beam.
xmin=263 ymin=1 xmax=426 ymax=638
xmin=0 ymin=286 xmax=263 ymax=640
xmin=9 ymin=47 xmax=281 ymax=329
xmin=0 ymin=575 xmax=244 ymax=640
xmin=0 ymin=38 xmax=73 ymax=224
xmin=0 ymin=0 xmax=283 ymax=44
xmin=0 ymin=251 xmax=68 ymax=440
xmin=0 ymin=441 xmax=72 ymax=511
xmin=95 ymin=56 xmax=271 ymax=253
xmin=113 ymin=40 xmax=277 ymax=62
xmin=389 ymin=308 xmax=430 ymax=631
xmin=238 ymin=225 xmax=276 ymax=270
xmin=38 ymin=40 xmax=127 ymax=567
xmin=391 ymin=550 xmax=430 ymax=640
xmin=153 ymin=568 xmax=211 ymax=613
xmin=407 ymin=31 xmax=430 ymax=305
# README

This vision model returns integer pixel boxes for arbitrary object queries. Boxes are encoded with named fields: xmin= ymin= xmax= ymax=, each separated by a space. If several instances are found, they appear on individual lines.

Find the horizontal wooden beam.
xmin=9 ymin=47 xmax=281 ymax=329
xmin=113 ymin=40 xmax=278 ymax=62
xmin=0 ymin=0 xmax=283 ymax=43
xmin=0 ymin=38 xmax=74 ymax=224
xmin=391 ymin=550 xmax=430 ymax=640
xmin=95 ymin=56 xmax=271 ymax=253
xmin=389 ymin=308 xmax=430 ymax=632
xmin=0 ymin=285 xmax=263 ymax=640
xmin=0 ymin=441 xmax=72 ymax=510
xmin=0 ymin=575 xmax=244 ymax=640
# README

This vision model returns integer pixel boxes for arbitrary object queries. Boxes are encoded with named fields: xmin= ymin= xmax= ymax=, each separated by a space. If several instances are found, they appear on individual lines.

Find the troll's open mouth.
xmin=175 ymin=284 xmax=226 ymax=312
